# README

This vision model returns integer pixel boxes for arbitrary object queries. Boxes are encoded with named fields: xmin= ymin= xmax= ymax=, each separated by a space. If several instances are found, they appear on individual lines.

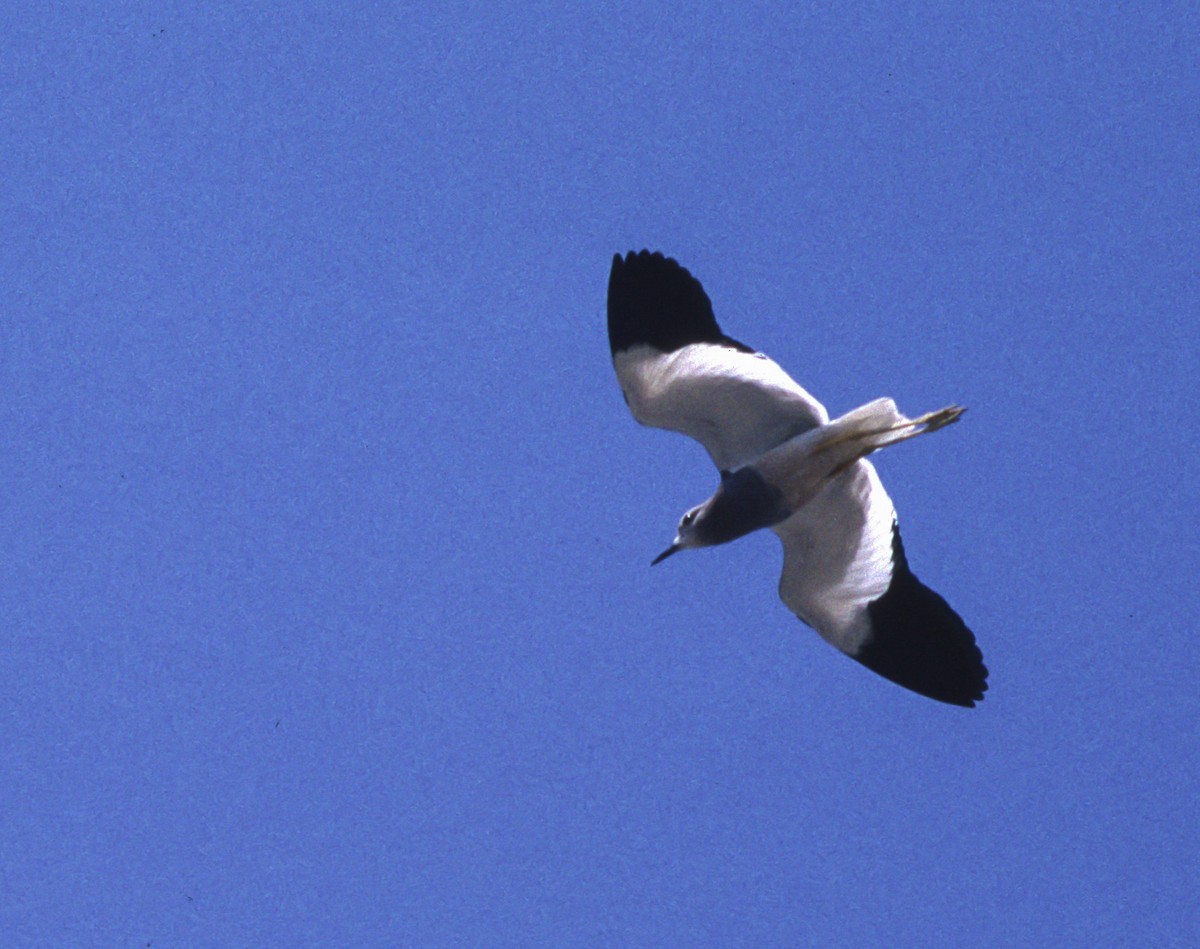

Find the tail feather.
xmin=758 ymin=399 xmax=967 ymax=511
xmin=823 ymin=401 xmax=965 ymax=474
xmin=835 ymin=397 xmax=904 ymax=431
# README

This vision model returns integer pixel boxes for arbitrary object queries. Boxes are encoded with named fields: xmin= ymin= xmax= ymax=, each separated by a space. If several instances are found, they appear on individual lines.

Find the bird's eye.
xmin=682 ymin=511 xmax=696 ymax=527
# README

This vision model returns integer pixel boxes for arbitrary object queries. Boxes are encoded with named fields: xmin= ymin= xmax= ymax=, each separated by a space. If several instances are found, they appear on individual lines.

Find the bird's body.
xmin=607 ymin=250 xmax=987 ymax=707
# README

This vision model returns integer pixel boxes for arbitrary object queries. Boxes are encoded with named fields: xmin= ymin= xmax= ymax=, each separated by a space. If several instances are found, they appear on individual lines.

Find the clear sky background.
xmin=3 ymin=4 xmax=1197 ymax=946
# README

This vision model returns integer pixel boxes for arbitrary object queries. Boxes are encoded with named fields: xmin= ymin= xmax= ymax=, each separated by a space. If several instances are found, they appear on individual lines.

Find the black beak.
xmin=651 ymin=543 xmax=680 ymax=566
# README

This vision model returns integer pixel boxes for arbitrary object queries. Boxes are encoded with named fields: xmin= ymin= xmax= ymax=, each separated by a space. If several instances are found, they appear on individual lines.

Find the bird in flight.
xmin=607 ymin=250 xmax=987 ymax=706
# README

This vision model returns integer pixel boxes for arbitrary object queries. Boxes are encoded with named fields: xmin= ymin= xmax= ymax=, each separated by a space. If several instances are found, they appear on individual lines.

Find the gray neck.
xmin=697 ymin=466 xmax=790 ymax=546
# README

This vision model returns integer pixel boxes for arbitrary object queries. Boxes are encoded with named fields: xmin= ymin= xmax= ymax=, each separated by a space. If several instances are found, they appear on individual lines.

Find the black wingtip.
xmin=856 ymin=524 xmax=988 ymax=708
xmin=607 ymin=250 xmax=726 ymax=355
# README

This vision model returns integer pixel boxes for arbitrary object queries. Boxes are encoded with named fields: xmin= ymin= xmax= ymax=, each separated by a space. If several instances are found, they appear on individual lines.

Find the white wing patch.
xmin=773 ymin=459 xmax=896 ymax=655
xmin=613 ymin=342 xmax=828 ymax=472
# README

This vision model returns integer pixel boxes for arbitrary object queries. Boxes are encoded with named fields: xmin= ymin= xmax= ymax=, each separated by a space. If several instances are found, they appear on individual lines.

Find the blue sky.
xmin=3 ymin=3 xmax=1197 ymax=945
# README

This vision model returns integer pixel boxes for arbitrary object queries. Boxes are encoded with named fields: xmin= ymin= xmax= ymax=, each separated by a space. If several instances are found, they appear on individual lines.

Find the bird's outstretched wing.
xmin=774 ymin=461 xmax=988 ymax=706
xmin=608 ymin=250 xmax=827 ymax=472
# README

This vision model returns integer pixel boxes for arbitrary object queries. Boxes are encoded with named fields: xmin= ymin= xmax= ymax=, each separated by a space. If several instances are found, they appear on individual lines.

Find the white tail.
xmin=755 ymin=398 xmax=965 ymax=511
xmin=815 ymin=399 xmax=964 ymax=478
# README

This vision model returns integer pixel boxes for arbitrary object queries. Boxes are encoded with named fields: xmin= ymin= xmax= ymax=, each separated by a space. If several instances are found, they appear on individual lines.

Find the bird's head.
xmin=652 ymin=501 xmax=713 ymax=565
